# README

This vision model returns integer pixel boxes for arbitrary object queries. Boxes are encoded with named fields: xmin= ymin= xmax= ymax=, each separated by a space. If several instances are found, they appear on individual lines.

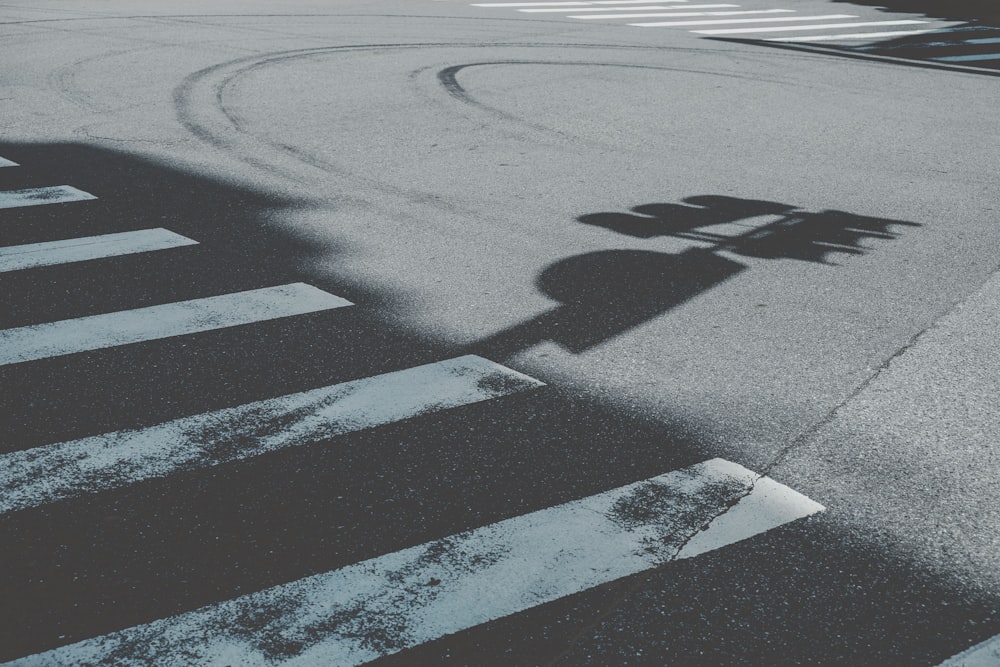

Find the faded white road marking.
xmin=525 ymin=2 xmax=732 ymax=9
xmin=0 ymin=185 xmax=96 ymax=209
xmin=765 ymin=29 xmax=936 ymax=42
xmin=575 ymin=8 xmax=792 ymax=19
xmin=474 ymin=0 xmax=685 ymax=6
xmin=631 ymin=13 xmax=855 ymax=27
xmin=0 ymin=228 xmax=197 ymax=273
xmin=0 ymin=156 xmax=18 ymax=167
xmin=936 ymin=632 xmax=1000 ymax=666
xmin=0 ymin=283 xmax=351 ymax=366
xmin=0 ymin=355 xmax=542 ymax=515
xmin=933 ymin=52 xmax=1000 ymax=62
xmin=2 ymin=459 xmax=823 ymax=667
xmin=522 ymin=4 xmax=700 ymax=11
xmin=692 ymin=19 xmax=926 ymax=34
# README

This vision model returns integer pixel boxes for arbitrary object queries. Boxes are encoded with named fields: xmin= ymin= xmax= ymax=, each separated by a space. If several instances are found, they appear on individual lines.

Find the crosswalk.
xmin=0 ymin=228 xmax=198 ymax=273
xmin=6 ymin=460 xmax=822 ymax=666
xmin=0 ymin=152 xmax=825 ymax=664
xmin=467 ymin=0 xmax=1000 ymax=72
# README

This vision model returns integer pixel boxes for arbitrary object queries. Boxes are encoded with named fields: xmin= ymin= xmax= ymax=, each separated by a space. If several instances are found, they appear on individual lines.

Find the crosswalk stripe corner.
xmin=0 ymin=185 xmax=98 ymax=210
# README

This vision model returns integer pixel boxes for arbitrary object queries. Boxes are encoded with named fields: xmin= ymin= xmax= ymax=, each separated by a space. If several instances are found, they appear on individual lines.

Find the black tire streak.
xmin=177 ymin=43 xmax=498 ymax=215
xmin=48 ymin=46 xmax=168 ymax=113
xmin=175 ymin=41 xmax=791 ymax=212
xmin=435 ymin=59 xmax=793 ymax=149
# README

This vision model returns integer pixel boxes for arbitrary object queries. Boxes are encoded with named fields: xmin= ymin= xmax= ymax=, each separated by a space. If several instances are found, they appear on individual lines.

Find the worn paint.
xmin=573 ymin=9 xmax=795 ymax=20
xmin=0 ymin=356 xmax=542 ymax=514
xmin=3 ymin=459 xmax=823 ymax=666
xmin=765 ymin=29 xmax=937 ymax=42
xmin=690 ymin=19 xmax=927 ymax=34
xmin=0 ymin=185 xmax=96 ymax=209
xmin=0 ymin=283 xmax=351 ymax=366
xmin=936 ymin=633 xmax=1000 ymax=667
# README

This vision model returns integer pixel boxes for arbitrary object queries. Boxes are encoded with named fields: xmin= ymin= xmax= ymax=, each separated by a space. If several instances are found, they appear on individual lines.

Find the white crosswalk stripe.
xmin=765 ymin=29 xmax=937 ymax=42
xmin=933 ymin=52 xmax=1000 ymax=62
xmin=632 ymin=14 xmax=856 ymax=27
xmin=0 ymin=355 xmax=543 ymax=515
xmin=474 ymin=0 xmax=686 ymax=5
xmin=0 ymin=282 xmax=352 ymax=366
xmin=522 ymin=4 xmax=734 ymax=12
xmin=0 ymin=156 xmax=18 ymax=167
xmin=0 ymin=228 xmax=198 ymax=272
xmin=691 ymin=19 xmax=928 ymax=35
xmin=840 ymin=28 xmax=1000 ymax=70
xmin=936 ymin=632 xmax=1000 ymax=666
xmin=0 ymin=185 xmax=97 ymax=209
xmin=575 ymin=9 xmax=794 ymax=20
xmin=1 ymin=458 xmax=823 ymax=667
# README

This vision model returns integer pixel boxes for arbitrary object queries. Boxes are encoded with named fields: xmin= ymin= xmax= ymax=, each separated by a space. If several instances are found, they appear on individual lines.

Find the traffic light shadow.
xmin=472 ymin=195 xmax=919 ymax=358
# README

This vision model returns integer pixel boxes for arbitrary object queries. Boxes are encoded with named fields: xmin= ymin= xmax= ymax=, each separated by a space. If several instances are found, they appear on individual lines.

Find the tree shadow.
xmin=473 ymin=195 xmax=919 ymax=357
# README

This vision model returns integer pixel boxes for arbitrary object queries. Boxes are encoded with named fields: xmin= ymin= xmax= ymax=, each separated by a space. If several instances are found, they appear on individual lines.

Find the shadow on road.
xmin=472 ymin=195 xmax=918 ymax=357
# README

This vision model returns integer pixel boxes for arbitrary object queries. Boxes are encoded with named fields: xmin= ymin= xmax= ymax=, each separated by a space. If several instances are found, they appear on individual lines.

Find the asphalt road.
xmin=1 ymin=0 xmax=998 ymax=664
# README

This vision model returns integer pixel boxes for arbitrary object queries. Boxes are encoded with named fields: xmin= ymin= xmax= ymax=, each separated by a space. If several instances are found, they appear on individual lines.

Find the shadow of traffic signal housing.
xmin=473 ymin=195 xmax=919 ymax=357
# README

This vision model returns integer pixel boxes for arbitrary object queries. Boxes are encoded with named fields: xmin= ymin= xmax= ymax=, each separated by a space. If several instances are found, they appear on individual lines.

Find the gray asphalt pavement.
xmin=1 ymin=0 xmax=998 ymax=664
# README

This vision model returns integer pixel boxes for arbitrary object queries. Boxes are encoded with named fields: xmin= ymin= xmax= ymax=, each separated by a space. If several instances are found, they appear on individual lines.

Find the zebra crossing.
xmin=468 ymin=0 xmax=1000 ymax=71
xmin=0 ymin=229 xmax=198 ymax=273
xmin=5 ymin=459 xmax=822 ymax=667
xmin=0 ymin=153 xmax=825 ymax=664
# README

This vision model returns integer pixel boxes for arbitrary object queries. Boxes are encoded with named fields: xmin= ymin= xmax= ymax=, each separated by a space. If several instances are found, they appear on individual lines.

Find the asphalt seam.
xmin=764 ymin=257 xmax=1000 ymax=478
xmin=542 ymin=473 xmax=761 ymax=666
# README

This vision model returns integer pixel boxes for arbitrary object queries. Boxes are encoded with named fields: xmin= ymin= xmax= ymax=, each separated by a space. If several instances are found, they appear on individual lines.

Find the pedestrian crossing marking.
xmin=576 ymin=8 xmax=793 ymax=19
xmin=632 ymin=13 xmax=856 ymax=27
xmin=1 ymin=458 xmax=823 ymax=667
xmin=0 ymin=185 xmax=97 ymax=210
xmin=0 ymin=228 xmax=198 ymax=273
xmin=0 ymin=156 xmax=18 ymax=168
xmin=936 ymin=632 xmax=1000 ymax=666
xmin=0 ymin=355 xmax=542 ymax=515
xmin=522 ymin=4 xmax=728 ymax=12
xmin=0 ymin=282 xmax=352 ymax=366
xmin=765 ymin=29 xmax=937 ymax=42
xmin=475 ymin=0 xmax=686 ymax=6
xmin=933 ymin=52 xmax=1000 ymax=62
xmin=692 ymin=19 xmax=927 ymax=35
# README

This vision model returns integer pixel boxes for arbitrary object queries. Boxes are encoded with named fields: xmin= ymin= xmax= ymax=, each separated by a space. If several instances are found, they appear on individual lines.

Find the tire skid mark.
xmin=173 ymin=41 xmax=780 ymax=207
xmin=434 ymin=58 xmax=790 ymax=149
xmin=48 ymin=46 xmax=171 ymax=113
